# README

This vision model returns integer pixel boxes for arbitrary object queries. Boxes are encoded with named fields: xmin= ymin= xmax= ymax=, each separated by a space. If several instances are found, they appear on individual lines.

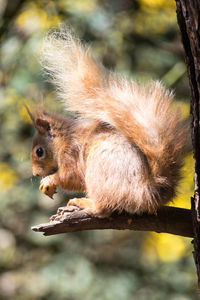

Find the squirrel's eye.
xmin=36 ymin=147 xmax=44 ymax=158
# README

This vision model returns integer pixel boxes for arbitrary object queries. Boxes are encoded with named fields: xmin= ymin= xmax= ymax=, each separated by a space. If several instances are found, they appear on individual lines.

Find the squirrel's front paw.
xmin=39 ymin=176 xmax=56 ymax=198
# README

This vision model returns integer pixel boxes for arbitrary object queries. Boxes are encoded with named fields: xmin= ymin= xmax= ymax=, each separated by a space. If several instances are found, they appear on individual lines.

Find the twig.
xmin=31 ymin=205 xmax=193 ymax=237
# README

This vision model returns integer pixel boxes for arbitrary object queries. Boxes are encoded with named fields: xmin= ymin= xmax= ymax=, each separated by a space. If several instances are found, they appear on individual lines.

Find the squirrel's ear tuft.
xmin=24 ymin=104 xmax=35 ymax=123
xmin=35 ymin=118 xmax=51 ymax=134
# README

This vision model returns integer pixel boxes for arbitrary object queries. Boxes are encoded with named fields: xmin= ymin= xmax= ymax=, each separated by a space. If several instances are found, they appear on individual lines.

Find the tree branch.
xmin=31 ymin=205 xmax=193 ymax=237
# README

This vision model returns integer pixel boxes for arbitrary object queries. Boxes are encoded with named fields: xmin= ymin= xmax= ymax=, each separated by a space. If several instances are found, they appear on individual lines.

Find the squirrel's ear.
xmin=35 ymin=118 xmax=51 ymax=134
xmin=24 ymin=105 xmax=50 ymax=134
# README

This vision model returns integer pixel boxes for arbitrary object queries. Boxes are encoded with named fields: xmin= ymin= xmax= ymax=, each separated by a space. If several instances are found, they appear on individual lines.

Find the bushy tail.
xmin=41 ymin=28 xmax=188 ymax=184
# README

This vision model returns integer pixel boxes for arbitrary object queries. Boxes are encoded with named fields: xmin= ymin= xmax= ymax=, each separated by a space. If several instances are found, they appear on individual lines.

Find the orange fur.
xmin=30 ymin=29 xmax=189 ymax=217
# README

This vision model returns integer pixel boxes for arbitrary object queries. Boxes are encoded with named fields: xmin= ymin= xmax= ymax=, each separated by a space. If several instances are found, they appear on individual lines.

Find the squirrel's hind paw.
xmin=67 ymin=197 xmax=111 ymax=218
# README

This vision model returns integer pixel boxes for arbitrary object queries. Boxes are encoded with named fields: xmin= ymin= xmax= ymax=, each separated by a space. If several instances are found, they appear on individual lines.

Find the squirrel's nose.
xmin=32 ymin=170 xmax=39 ymax=176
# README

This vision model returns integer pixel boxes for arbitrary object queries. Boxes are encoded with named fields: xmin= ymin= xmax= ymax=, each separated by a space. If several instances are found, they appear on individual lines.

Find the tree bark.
xmin=31 ymin=205 xmax=193 ymax=237
xmin=175 ymin=0 xmax=200 ymax=289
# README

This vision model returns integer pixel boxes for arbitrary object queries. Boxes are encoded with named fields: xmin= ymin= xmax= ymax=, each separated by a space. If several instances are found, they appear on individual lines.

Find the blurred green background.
xmin=0 ymin=0 xmax=196 ymax=299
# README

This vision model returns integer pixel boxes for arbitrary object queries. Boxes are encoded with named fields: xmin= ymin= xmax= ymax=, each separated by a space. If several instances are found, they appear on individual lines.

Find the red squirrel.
xmin=28 ymin=28 xmax=188 ymax=217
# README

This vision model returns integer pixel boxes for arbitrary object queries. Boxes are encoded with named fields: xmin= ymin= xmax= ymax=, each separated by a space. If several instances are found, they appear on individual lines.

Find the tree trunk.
xmin=175 ymin=0 xmax=200 ymax=289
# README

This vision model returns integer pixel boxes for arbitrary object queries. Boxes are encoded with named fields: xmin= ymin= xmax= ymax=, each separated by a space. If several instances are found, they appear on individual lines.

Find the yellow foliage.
xmin=168 ymin=102 xmax=193 ymax=209
xmin=17 ymin=101 xmax=33 ymax=124
xmin=143 ymin=232 xmax=189 ymax=262
xmin=140 ymin=0 xmax=176 ymax=10
xmin=174 ymin=100 xmax=190 ymax=120
xmin=0 ymin=163 xmax=18 ymax=191
xmin=135 ymin=0 xmax=176 ymax=34
xmin=173 ymin=153 xmax=194 ymax=209
xmin=15 ymin=2 xmax=60 ymax=33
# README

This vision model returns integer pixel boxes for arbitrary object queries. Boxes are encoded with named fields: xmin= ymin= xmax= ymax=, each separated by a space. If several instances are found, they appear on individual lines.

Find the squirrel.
xmin=28 ymin=28 xmax=188 ymax=218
